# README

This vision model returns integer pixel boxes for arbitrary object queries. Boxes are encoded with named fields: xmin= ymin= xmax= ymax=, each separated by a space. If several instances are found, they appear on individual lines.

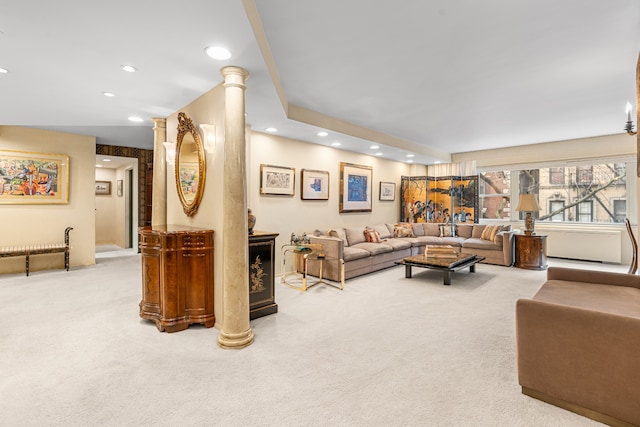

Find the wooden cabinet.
xmin=248 ymin=231 xmax=279 ymax=320
xmin=515 ymin=234 xmax=548 ymax=270
xmin=139 ymin=225 xmax=215 ymax=332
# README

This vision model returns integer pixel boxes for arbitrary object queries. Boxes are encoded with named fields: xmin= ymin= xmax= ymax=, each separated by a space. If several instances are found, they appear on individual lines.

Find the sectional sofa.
xmin=307 ymin=222 xmax=515 ymax=281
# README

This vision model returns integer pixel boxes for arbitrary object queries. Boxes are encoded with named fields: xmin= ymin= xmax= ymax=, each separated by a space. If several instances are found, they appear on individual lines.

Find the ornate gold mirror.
xmin=175 ymin=112 xmax=206 ymax=217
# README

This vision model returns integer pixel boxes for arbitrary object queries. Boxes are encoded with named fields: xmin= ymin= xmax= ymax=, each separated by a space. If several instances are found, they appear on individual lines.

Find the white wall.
xmin=0 ymin=126 xmax=96 ymax=274
xmin=95 ymin=168 xmax=118 ymax=245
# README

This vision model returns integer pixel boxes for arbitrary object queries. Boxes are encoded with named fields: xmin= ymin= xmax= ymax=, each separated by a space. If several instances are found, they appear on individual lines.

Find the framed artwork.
xmin=379 ymin=181 xmax=396 ymax=201
xmin=95 ymin=181 xmax=111 ymax=195
xmin=116 ymin=179 xmax=123 ymax=197
xmin=400 ymin=175 xmax=478 ymax=223
xmin=0 ymin=149 xmax=69 ymax=204
xmin=260 ymin=164 xmax=295 ymax=196
xmin=301 ymin=169 xmax=329 ymax=200
xmin=339 ymin=162 xmax=372 ymax=213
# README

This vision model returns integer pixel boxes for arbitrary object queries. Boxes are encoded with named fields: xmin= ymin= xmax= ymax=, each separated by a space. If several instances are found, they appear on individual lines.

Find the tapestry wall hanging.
xmin=400 ymin=175 xmax=478 ymax=223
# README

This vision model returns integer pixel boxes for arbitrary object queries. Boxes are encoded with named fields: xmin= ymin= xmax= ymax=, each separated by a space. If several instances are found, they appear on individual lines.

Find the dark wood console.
xmin=139 ymin=225 xmax=215 ymax=332
xmin=515 ymin=233 xmax=548 ymax=270
xmin=249 ymin=231 xmax=279 ymax=320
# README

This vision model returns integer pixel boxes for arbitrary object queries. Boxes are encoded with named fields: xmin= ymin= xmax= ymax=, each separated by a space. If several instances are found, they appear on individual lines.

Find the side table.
xmin=515 ymin=233 xmax=548 ymax=270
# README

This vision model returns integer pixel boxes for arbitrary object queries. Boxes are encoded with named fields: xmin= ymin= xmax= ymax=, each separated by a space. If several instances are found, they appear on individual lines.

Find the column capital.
xmin=221 ymin=66 xmax=249 ymax=89
xmin=152 ymin=117 xmax=166 ymax=130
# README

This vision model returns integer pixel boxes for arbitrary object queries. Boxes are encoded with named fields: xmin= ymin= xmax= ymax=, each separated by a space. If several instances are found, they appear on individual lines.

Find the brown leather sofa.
xmin=516 ymin=267 xmax=640 ymax=426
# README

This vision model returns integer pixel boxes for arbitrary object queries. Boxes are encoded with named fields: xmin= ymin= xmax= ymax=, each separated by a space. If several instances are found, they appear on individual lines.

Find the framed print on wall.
xmin=339 ymin=162 xmax=372 ymax=213
xmin=0 ymin=149 xmax=69 ymax=204
xmin=260 ymin=164 xmax=295 ymax=196
xmin=379 ymin=181 xmax=396 ymax=201
xmin=301 ymin=169 xmax=329 ymax=200
xmin=95 ymin=181 xmax=111 ymax=195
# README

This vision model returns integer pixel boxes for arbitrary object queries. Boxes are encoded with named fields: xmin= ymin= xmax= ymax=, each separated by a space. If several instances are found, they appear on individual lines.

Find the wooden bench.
xmin=0 ymin=227 xmax=73 ymax=276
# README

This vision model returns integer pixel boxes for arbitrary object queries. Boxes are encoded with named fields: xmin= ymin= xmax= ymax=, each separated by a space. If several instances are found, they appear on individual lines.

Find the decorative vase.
xmin=248 ymin=209 xmax=256 ymax=235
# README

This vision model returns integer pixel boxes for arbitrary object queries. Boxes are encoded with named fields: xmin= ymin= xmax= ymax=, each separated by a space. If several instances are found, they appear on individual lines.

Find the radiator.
xmin=535 ymin=226 xmax=622 ymax=263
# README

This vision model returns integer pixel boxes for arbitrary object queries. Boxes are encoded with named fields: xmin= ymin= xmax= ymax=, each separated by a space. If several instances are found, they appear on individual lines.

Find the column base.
xmin=218 ymin=327 xmax=254 ymax=349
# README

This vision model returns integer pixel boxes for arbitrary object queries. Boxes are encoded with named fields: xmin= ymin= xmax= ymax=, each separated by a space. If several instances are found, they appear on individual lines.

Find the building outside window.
xmin=478 ymin=160 xmax=631 ymax=225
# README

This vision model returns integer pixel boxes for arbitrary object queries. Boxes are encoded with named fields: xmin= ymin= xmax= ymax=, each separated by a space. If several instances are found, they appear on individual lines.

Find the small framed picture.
xmin=339 ymin=162 xmax=372 ymax=213
xmin=117 ymin=179 xmax=123 ymax=197
xmin=301 ymin=169 xmax=329 ymax=200
xmin=260 ymin=164 xmax=295 ymax=196
xmin=379 ymin=181 xmax=395 ymax=201
xmin=95 ymin=181 xmax=111 ymax=195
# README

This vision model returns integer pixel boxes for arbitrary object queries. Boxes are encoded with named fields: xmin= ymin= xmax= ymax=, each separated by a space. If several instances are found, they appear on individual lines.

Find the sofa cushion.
xmin=328 ymin=228 xmax=349 ymax=247
xmin=351 ymin=242 xmax=394 ymax=256
xmin=457 ymin=224 xmax=473 ymax=239
xmin=423 ymin=223 xmax=441 ymax=237
xmin=462 ymin=237 xmax=502 ymax=251
xmin=370 ymin=224 xmax=392 ymax=239
xmin=393 ymin=223 xmax=415 ymax=238
xmin=534 ymin=279 xmax=640 ymax=318
xmin=345 ymin=227 xmax=367 ymax=246
xmin=364 ymin=228 xmax=381 ymax=243
xmin=411 ymin=223 xmax=425 ymax=236
xmin=382 ymin=238 xmax=412 ymax=250
xmin=441 ymin=237 xmax=466 ymax=246
xmin=342 ymin=246 xmax=371 ymax=261
xmin=472 ymin=225 xmax=486 ymax=238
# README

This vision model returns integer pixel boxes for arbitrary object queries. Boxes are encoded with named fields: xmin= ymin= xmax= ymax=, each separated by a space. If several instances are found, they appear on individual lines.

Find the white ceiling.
xmin=1 ymin=0 xmax=639 ymax=165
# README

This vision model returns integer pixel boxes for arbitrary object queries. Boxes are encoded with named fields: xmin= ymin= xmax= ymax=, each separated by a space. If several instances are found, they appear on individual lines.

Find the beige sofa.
xmin=307 ymin=222 xmax=515 ymax=281
xmin=516 ymin=267 xmax=640 ymax=426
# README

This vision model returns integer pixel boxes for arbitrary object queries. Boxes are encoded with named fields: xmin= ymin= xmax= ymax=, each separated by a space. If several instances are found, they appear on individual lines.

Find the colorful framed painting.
xmin=301 ymin=169 xmax=329 ymax=200
xmin=379 ymin=181 xmax=396 ymax=201
xmin=339 ymin=162 xmax=372 ymax=213
xmin=95 ymin=181 xmax=111 ymax=195
xmin=260 ymin=164 xmax=295 ymax=196
xmin=0 ymin=149 xmax=69 ymax=204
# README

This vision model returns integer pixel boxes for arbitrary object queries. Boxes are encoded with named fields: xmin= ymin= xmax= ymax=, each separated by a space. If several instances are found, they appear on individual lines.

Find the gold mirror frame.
xmin=175 ymin=112 xmax=206 ymax=217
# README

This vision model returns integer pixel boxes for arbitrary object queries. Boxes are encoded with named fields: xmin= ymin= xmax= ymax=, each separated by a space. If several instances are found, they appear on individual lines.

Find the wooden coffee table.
xmin=396 ymin=254 xmax=485 ymax=285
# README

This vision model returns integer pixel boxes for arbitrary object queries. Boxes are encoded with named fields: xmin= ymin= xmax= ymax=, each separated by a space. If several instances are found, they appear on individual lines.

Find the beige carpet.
xmin=0 ymin=252 xmax=619 ymax=426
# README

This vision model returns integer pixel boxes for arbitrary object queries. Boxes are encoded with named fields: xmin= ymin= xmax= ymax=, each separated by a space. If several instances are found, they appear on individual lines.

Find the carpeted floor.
xmin=1 ymin=252 xmax=620 ymax=426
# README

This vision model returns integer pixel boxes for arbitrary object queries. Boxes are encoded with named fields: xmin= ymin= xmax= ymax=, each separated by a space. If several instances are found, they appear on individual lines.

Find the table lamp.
xmin=516 ymin=193 xmax=541 ymax=235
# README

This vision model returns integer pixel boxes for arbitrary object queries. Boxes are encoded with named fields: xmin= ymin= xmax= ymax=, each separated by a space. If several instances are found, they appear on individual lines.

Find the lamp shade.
xmin=516 ymin=193 xmax=541 ymax=212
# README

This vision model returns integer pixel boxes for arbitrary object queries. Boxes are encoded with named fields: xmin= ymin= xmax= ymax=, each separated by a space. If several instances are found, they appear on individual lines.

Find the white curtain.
xmin=427 ymin=161 xmax=476 ymax=177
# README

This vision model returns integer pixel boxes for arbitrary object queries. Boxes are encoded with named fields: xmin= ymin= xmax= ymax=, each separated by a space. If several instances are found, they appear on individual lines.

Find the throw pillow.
xmin=364 ymin=228 xmax=381 ymax=243
xmin=439 ymin=224 xmax=456 ymax=237
xmin=372 ymin=224 xmax=392 ymax=239
xmin=481 ymin=225 xmax=501 ymax=241
xmin=393 ymin=223 xmax=415 ymax=238
xmin=345 ymin=227 xmax=367 ymax=246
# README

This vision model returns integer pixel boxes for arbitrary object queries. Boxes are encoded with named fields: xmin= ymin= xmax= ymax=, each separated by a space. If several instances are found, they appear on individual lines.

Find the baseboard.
xmin=522 ymin=387 xmax=638 ymax=427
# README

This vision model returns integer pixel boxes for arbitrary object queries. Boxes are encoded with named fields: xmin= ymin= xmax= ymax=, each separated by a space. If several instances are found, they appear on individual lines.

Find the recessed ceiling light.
xmin=102 ymin=158 xmax=111 ymax=162
xmin=375 ymin=152 xmax=383 ymax=156
xmin=0 ymin=67 xmax=8 ymax=74
xmin=331 ymin=142 xmax=341 ymax=146
xmin=434 ymin=161 xmax=441 ymax=164
xmin=317 ymin=131 xmax=328 ymax=137
xmin=370 ymin=145 xmax=379 ymax=150
xmin=102 ymin=92 xmax=115 ymax=97
xmin=407 ymin=160 xmax=414 ymax=163
xmin=406 ymin=154 xmax=415 ymax=158
xmin=265 ymin=127 xmax=278 ymax=133
xmin=205 ymin=46 xmax=232 ymax=60
xmin=96 ymin=164 xmax=103 ymax=168
xmin=121 ymin=65 xmax=137 ymax=73
xmin=128 ymin=116 xmax=144 ymax=123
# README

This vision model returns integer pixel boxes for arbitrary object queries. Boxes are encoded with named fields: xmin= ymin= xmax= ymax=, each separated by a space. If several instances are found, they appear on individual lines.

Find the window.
xmin=614 ymin=199 xmax=627 ymax=223
xmin=576 ymin=201 xmax=593 ymax=222
xmin=478 ymin=170 xmax=511 ymax=219
xmin=478 ymin=159 xmax=633 ymax=225
xmin=549 ymin=200 xmax=565 ymax=221
xmin=549 ymin=167 xmax=564 ymax=185
xmin=576 ymin=166 xmax=593 ymax=185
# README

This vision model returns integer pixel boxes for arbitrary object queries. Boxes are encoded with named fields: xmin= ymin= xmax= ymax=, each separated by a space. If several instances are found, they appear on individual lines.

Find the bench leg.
xmin=26 ymin=255 xmax=29 ymax=277
xmin=65 ymin=249 xmax=70 ymax=271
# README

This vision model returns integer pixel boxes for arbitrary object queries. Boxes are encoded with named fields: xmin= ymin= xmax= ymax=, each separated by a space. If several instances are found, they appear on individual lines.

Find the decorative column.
xmin=151 ymin=117 xmax=167 ymax=226
xmin=218 ymin=66 xmax=254 ymax=349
